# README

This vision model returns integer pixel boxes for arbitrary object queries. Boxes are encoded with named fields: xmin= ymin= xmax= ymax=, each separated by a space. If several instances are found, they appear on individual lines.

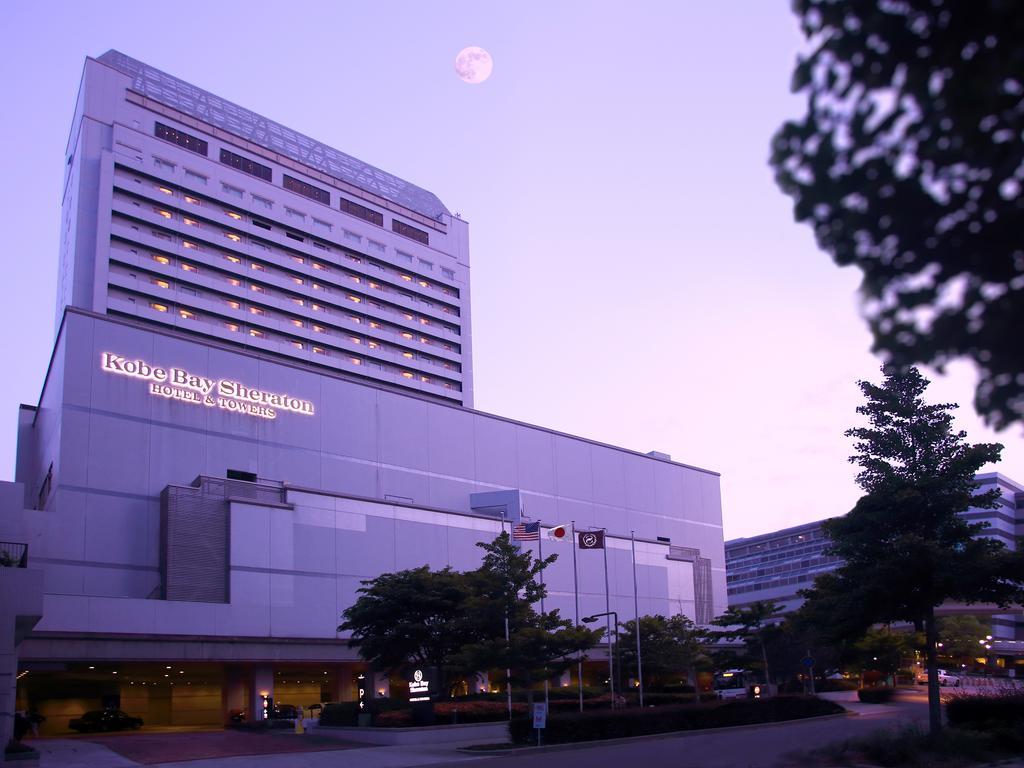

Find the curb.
xmin=455 ymin=711 xmax=855 ymax=755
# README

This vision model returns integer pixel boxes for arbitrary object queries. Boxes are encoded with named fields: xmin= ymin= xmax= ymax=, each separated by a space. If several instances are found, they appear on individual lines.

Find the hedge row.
xmin=509 ymin=695 xmax=844 ymax=745
xmin=947 ymin=693 xmax=1024 ymax=728
xmin=856 ymin=687 xmax=896 ymax=703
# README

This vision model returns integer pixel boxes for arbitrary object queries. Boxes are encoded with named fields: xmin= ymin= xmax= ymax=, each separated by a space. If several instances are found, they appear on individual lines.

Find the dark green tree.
xmin=802 ymin=365 xmax=1024 ymax=734
xmin=455 ymin=533 xmax=599 ymax=703
xmin=771 ymin=1 xmax=1024 ymax=429
xmin=937 ymin=615 xmax=991 ymax=667
xmin=617 ymin=614 xmax=709 ymax=689
xmin=710 ymin=601 xmax=783 ymax=683
xmin=338 ymin=566 xmax=471 ymax=693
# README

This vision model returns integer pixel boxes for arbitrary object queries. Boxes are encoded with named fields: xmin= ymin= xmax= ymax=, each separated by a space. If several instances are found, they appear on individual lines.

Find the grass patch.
xmin=810 ymin=723 xmax=1018 ymax=767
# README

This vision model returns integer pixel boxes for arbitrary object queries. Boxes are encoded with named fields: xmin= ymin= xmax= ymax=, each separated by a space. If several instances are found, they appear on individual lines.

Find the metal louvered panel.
xmin=694 ymin=557 xmax=714 ymax=626
xmin=161 ymin=486 xmax=229 ymax=603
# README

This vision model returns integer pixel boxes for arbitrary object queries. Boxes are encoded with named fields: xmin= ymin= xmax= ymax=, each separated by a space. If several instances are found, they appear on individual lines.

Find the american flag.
xmin=512 ymin=521 xmax=541 ymax=541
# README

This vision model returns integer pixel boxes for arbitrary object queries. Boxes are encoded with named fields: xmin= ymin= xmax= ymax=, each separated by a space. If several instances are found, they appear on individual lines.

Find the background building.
xmin=725 ymin=472 xmax=1024 ymax=641
xmin=0 ymin=52 xmax=726 ymax=734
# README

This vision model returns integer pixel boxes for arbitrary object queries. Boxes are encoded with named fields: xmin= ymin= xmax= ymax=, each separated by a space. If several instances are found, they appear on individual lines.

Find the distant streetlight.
xmin=583 ymin=611 xmax=618 ymax=708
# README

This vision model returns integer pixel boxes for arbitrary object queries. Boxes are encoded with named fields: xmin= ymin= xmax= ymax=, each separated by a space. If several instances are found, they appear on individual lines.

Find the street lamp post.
xmin=583 ymin=611 xmax=618 ymax=708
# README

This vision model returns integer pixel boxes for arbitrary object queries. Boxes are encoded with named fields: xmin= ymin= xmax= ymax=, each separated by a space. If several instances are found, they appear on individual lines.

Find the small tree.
xmin=455 ymin=533 xmax=599 ymax=703
xmin=339 ymin=566 xmax=471 ymax=693
xmin=617 ymin=615 xmax=709 ymax=689
xmin=937 ymin=615 xmax=990 ymax=668
xmin=710 ymin=601 xmax=783 ymax=684
xmin=803 ymin=365 xmax=1024 ymax=734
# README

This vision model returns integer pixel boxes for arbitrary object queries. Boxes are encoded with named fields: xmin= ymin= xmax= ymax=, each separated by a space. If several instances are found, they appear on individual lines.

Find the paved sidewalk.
xmin=37 ymin=739 xmax=140 ymax=768
xmin=153 ymin=743 xmax=491 ymax=768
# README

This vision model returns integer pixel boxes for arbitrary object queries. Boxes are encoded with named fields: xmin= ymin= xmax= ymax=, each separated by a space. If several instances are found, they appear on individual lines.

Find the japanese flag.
xmin=547 ymin=523 xmax=571 ymax=541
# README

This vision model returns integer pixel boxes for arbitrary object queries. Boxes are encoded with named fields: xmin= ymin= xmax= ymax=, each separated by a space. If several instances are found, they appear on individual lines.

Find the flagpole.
xmin=571 ymin=520 xmax=582 ymax=713
xmin=602 ymin=529 xmax=614 ymax=708
xmin=631 ymin=530 xmax=644 ymax=708
xmin=538 ymin=522 xmax=549 ymax=708
xmin=502 ymin=507 xmax=511 ymax=720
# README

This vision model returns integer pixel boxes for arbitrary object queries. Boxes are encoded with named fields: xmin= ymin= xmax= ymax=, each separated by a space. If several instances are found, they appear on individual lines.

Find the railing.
xmin=0 ymin=541 xmax=28 ymax=568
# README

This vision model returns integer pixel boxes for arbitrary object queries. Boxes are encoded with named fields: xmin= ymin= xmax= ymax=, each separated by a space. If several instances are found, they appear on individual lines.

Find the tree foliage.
xmin=711 ymin=601 xmax=783 ymax=683
xmin=937 ymin=615 xmax=990 ymax=664
xmin=454 ymin=533 xmax=600 ymax=698
xmin=338 ymin=566 xmax=471 ymax=690
xmin=771 ymin=1 xmax=1024 ymax=429
xmin=801 ymin=365 xmax=1024 ymax=733
xmin=616 ymin=614 xmax=710 ymax=687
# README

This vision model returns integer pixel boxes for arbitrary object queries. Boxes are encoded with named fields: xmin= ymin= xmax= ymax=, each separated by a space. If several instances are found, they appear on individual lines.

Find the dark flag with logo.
xmin=577 ymin=530 xmax=605 ymax=549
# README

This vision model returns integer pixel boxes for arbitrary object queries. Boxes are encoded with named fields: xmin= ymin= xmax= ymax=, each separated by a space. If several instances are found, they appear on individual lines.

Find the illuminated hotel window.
xmin=420 ymin=376 xmax=430 ymax=383
xmin=292 ymin=297 xmax=305 ymax=306
xmin=401 ymin=274 xmax=412 ymax=282
xmin=155 ymin=208 xmax=172 ymax=219
xmin=312 ymin=325 xmax=325 ymax=333
xmin=291 ymin=319 xmax=304 ymax=328
xmin=313 ymin=262 xmax=327 ymax=271
xmin=312 ymin=283 xmax=324 ymax=291
xmin=401 ymin=371 xmax=413 ymax=378
xmin=152 ymin=254 xmax=170 ymax=265
xmin=250 ymin=329 xmax=264 ymax=338
xmin=226 ymin=300 xmax=240 ymax=310
xmin=250 ymin=263 xmax=266 ymax=271
xmin=184 ymin=170 xmax=207 ymax=186
xmin=183 ymin=218 xmax=199 ymax=227
xmin=402 ymin=352 xmax=413 ymax=359
xmin=157 ymin=186 xmax=173 ymax=195
xmin=226 ymin=322 xmax=239 ymax=332
xmin=183 ymin=241 xmax=198 ymax=250
xmin=420 ymin=318 xmax=430 ymax=325
xmin=227 ymin=278 xmax=241 ymax=287
xmin=347 ymin=295 xmax=361 ymax=303
xmin=313 ymin=346 xmax=326 ymax=355
xmin=251 ymin=284 xmax=266 ymax=293
xmin=155 ymin=123 xmax=208 ymax=156
xmin=312 ymin=304 xmax=324 ymax=312
xmin=184 ymin=195 xmax=201 ymax=205
xmin=400 ymin=332 xmax=413 ymax=339
xmin=347 ymin=255 xmax=362 ymax=264
xmin=292 ymin=277 xmax=304 ymax=285
xmin=368 ymin=281 xmax=380 ymax=289
xmin=179 ymin=309 xmax=195 ymax=320
xmin=368 ymin=341 xmax=380 ymax=350
xmin=419 ymin=280 xmax=429 ymax=288
xmin=226 ymin=211 xmax=243 ymax=220
xmin=181 ymin=263 xmax=198 ymax=273
xmin=225 ymin=233 xmax=242 ymax=243
xmin=250 ymin=307 xmax=264 ymax=315
xmin=369 ymin=321 xmax=381 ymax=329
xmin=349 ymin=336 xmax=361 ymax=345
xmin=153 ymin=278 xmax=170 ymax=289
xmin=222 ymin=183 xmax=244 ymax=198
xmin=291 ymin=341 xmax=304 ymax=350
xmin=350 ymin=275 xmax=361 ymax=284
xmin=220 ymin=149 xmax=272 ymax=182
xmin=351 ymin=357 xmax=362 ymax=365
xmin=403 ymin=313 xmax=413 ymax=321
xmin=151 ymin=302 xmax=169 ymax=312
xmin=291 ymin=255 xmax=305 ymax=265
xmin=420 ymin=337 xmax=429 ymax=344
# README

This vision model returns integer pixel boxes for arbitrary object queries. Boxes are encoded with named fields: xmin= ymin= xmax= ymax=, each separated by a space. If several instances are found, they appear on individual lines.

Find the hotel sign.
xmin=100 ymin=353 xmax=315 ymax=420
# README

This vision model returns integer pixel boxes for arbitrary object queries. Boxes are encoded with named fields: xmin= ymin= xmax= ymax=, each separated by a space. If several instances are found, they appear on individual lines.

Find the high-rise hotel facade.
xmin=0 ymin=52 xmax=726 ymax=736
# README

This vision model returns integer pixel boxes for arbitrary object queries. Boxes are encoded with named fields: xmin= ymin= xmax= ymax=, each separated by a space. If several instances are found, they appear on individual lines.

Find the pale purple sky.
xmin=2 ymin=1 xmax=1020 ymax=539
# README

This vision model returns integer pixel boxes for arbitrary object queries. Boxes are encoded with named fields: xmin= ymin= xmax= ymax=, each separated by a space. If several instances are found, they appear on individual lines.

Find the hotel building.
xmin=0 ymin=52 xmax=726 ymax=737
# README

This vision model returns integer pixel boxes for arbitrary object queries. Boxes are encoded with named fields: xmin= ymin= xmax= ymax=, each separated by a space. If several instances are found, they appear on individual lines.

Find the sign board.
xmin=100 ymin=353 xmax=315 ymax=420
xmin=408 ymin=669 xmax=430 ymax=703
xmin=356 ymin=674 xmax=368 ymax=711
xmin=800 ymin=656 xmax=815 ymax=669
xmin=532 ymin=702 xmax=547 ymax=729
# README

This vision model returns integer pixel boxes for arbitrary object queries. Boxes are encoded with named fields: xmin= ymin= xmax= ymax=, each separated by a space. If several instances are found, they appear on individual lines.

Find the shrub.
xmin=509 ymin=695 xmax=843 ymax=745
xmin=946 ymin=692 xmax=1024 ymax=729
xmin=319 ymin=702 xmax=360 ymax=726
xmin=857 ymin=687 xmax=895 ymax=703
xmin=815 ymin=722 xmax=1007 ymax=768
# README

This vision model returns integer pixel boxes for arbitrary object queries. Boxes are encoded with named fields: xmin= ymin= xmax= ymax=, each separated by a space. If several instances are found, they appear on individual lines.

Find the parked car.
xmin=271 ymin=703 xmax=298 ymax=720
xmin=69 ymin=709 xmax=143 ymax=733
xmin=915 ymin=669 xmax=962 ymax=686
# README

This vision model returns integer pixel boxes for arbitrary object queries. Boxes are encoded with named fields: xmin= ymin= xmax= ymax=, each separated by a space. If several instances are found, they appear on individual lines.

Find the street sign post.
xmin=532 ymin=702 xmax=547 ymax=746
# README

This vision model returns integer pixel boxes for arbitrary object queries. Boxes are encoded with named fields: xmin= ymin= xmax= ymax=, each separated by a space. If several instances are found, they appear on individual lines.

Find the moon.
xmin=454 ymin=47 xmax=493 ymax=84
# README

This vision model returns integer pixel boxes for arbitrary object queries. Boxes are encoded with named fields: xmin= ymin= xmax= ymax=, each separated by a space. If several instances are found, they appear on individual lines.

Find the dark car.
xmin=271 ymin=703 xmax=298 ymax=720
xmin=69 ymin=709 xmax=143 ymax=733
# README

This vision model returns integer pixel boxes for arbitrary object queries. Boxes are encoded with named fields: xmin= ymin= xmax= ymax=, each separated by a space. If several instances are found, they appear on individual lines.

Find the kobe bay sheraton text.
xmin=100 ymin=353 xmax=315 ymax=419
